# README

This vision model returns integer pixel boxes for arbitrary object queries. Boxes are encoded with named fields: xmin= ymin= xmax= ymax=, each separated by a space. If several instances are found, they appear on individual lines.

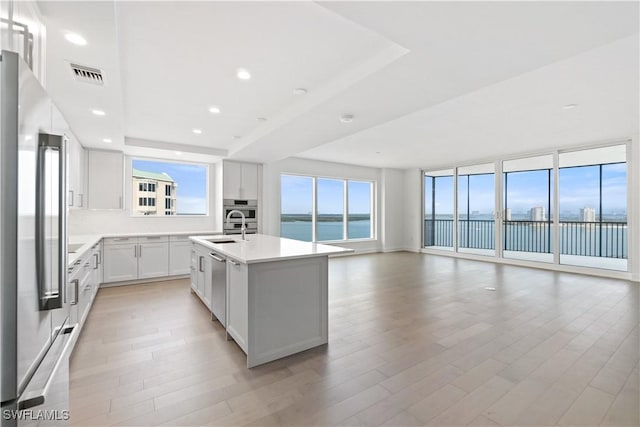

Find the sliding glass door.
xmin=502 ymin=155 xmax=554 ymax=263
xmin=421 ymin=143 xmax=629 ymax=273
xmin=457 ymin=164 xmax=495 ymax=256
xmin=559 ymin=145 xmax=627 ymax=271
xmin=424 ymin=170 xmax=454 ymax=250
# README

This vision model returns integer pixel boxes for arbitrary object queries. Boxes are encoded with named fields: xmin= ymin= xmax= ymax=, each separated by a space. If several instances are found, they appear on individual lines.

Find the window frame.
xmin=130 ymin=156 xmax=210 ymax=218
xmin=280 ymin=173 xmax=376 ymax=243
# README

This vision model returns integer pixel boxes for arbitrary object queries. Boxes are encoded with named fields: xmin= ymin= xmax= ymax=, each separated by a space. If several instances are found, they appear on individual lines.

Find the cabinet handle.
xmin=93 ymin=253 xmax=99 ymax=269
xmin=71 ymin=279 xmax=79 ymax=305
xmin=134 ymin=245 xmax=137 ymax=258
xmin=209 ymin=253 xmax=225 ymax=263
xmin=119 ymin=196 xmax=122 ymax=209
xmin=228 ymin=259 xmax=240 ymax=266
xmin=199 ymin=256 xmax=204 ymax=272
xmin=68 ymin=190 xmax=74 ymax=207
xmin=139 ymin=244 xmax=142 ymax=258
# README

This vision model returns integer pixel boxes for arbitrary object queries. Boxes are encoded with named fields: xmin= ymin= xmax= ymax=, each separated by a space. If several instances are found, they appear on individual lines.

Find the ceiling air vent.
xmin=70 ymin=63 xmax=105 ymax=85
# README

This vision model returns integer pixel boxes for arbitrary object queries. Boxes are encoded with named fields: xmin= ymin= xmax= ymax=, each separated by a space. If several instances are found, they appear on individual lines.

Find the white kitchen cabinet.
xmin=169 ymin=236 xmax=192 ymax=276
xmin=103 ymin=242 xmax=138 ymax=283
xmin=226 ymin=258 xmax=248 ymax=353
xmin=190 ymin=245 xmax=213 ymax=309
xmin=138 ymin=241 xmax=169 ymax=279
xmin=223 ymin=161 xmax=259 ymax=200
xmin=87 ymin=150 xmax=124 ymax=210
xmin=103 ymin=236 xmax=179 ymax=283
xmin=67 ymin=133 xmax=86 ymax=209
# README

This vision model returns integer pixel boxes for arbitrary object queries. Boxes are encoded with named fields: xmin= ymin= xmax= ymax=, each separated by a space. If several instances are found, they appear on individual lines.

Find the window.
xmin=132 ymin=159 xmax=207 ymax=216
xmin=280 ymin=175 xmax=314 ymax=242
xmin=348 ymin=181 xmax=372 ymax=239
xmin=280 ymin=174 xmax=374 ymax=242
xmin=317 ymin=178 xmax=344 ymax=241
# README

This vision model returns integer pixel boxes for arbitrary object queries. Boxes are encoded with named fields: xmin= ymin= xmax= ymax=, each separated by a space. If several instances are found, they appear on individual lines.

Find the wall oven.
xmin=223 ymin=199 xmax=258 ymax=235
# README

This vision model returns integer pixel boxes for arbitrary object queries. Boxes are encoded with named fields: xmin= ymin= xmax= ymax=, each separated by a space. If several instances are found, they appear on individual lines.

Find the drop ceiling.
xmin=38 ymin=1 xmax=639 ymax=169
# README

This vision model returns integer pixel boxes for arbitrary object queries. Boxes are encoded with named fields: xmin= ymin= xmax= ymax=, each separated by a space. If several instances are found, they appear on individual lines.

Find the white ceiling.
xmin=38 ymin=1 xmax=639 ymax=169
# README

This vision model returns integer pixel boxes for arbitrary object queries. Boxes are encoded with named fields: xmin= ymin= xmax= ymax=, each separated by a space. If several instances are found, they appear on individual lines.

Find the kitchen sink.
xmin=68 ymin=243 xmax=85 ymax=253
xmin=205 ymin=239 xmax=237 ymax=244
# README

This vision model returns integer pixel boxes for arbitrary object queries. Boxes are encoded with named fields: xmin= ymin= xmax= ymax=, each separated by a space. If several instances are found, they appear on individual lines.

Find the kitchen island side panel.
xmin=247 ymin=256 xmax=328 ymax=368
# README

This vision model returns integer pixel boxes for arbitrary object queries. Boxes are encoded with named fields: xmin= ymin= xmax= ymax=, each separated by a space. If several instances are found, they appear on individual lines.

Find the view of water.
xmin=281 ymin=220 xmax=371 ymax=242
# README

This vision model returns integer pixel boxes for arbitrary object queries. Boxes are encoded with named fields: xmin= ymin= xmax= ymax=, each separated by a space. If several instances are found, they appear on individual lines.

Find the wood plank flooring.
xmin=69 ymin=252 xmax=639 ymax=426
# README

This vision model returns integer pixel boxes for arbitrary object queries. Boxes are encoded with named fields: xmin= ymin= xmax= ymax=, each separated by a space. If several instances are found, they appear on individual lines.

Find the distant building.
xmin=504 ymin=208 xmax=512 ymax=221
xmin=530 ymin=206 xmax=546 ymax=221
xmin=580 ymin=207 xmax=596 ymax=222
xmin=132 ymin=169 xmax=177 ymax=216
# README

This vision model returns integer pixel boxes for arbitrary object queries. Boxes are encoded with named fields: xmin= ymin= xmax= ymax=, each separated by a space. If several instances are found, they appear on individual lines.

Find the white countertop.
xmin=68 ymin=230 xmax=222 ymax=267
xmin=190 ymin=234 xmax=354 ymax=264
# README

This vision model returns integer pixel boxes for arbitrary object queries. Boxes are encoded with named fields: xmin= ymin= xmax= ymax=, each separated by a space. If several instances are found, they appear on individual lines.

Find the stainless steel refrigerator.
xmin=1 ymin=51 xmax=77 ymax=426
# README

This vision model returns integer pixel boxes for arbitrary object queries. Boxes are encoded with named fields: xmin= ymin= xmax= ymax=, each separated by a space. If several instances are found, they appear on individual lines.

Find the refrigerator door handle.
xmin=35 ymin=133 xmax=67 ymax=311
xmin=18 ymin=325 xmax=77 ymax=410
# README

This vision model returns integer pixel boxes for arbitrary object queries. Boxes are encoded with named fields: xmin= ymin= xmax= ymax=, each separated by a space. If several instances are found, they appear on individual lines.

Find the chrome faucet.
xmin=226 ymin=209 xmax=247 ymax=240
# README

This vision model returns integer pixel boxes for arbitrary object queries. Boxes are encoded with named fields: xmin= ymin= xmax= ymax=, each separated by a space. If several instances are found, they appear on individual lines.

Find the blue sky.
xmin=425 ymin=163 xmax=627 ymax=216
xmin=281 ymin=175 xmax=371 ymax=215
xmin=133 ymin=159 xmax=207 ymax=214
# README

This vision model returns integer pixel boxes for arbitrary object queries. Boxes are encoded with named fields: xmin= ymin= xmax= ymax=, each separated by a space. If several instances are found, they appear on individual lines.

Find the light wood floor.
xmin=69 ymin=252 xmax=639 ymax=426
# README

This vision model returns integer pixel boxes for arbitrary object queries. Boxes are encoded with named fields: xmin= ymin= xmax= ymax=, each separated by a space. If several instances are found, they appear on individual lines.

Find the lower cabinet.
xmin=191 ymin=245 xmax=212 ymax=309
xmin=169 ymin=240 xmax=192 ymax=275
xmin=103 ymin=242 xmax=138 ymax=282
xmin=103 ymin=235 xmax=179 ymax=283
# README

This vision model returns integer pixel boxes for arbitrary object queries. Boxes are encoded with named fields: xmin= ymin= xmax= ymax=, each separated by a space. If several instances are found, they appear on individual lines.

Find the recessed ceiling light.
xmin=236 ymin=68 xmax=251 ymax=80
xmin=192 ymin=128 xmax=202 ymax=134
xmin=293 ymin=88 xmax=308 ymax=95
xmin=25 ymin=135 xmax=33 ymax=141
xmin=174 ymin=151 xmax=182 ymax=155
xmin=209 ymin=106 xmax=221 ymax=114
xmin=65 ymin=32 xmax=87 ymax=46
xmin=257 ymin=117 xmax=267 ymax=122
xmin=102 ymin=138 xmax=112 ymax=143
xmin=91 ymin=109 xmax=106 ymax=116
xmin=340 ymin=114 xmax=354 ymax=123
xmin=563 ymin=104 xmax=578 ymax=110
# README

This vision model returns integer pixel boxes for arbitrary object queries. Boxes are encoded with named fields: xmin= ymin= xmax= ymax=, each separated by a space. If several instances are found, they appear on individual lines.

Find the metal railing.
xmin=424 ymin=219 xmax=627 ymax=259
xmin=560 ymin=221 xmax=627 ymax=259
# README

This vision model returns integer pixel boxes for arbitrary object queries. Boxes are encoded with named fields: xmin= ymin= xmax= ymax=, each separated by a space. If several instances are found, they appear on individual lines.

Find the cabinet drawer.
xmin=139 ymin=235 xmax=169 ymax=243
xmin=104 ymin=236 xmax=138 ymax=245
xmin=169 ymin=234 xmax=191 ymax=242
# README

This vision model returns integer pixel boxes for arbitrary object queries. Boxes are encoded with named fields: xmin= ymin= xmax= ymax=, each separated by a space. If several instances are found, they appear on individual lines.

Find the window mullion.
xmin=344 ymin=180 xmax=348 ymax=241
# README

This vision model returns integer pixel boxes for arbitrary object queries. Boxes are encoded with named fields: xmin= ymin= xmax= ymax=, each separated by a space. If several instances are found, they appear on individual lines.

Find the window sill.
xmin=315 ymin=238 xmax=377 ymax=244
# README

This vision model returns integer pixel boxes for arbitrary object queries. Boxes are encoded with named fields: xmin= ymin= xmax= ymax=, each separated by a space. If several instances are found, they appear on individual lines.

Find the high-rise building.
xmin=132 ymin=169 xmax=178 ymax=216
xmin=580 ymin=207 xmax=596 ymax=222
xmin=530 ymin=206 xmax=545 ymax=221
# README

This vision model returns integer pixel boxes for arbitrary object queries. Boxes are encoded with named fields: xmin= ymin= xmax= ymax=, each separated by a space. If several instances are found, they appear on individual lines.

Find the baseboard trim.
xmin=100 ymin=274 xmax=189 ymax=288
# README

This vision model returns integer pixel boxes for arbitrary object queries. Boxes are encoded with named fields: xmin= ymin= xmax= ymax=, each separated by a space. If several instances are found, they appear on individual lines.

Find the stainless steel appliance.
xmin=1 ymin=51 xmax=76 ymax=426
xmin=208 ymin=252 xmax=226 ymax=327
xmin=223 ymin=199 xmax=257 ymax=235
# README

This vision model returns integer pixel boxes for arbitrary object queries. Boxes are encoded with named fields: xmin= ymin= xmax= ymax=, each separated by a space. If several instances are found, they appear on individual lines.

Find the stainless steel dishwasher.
xmin=209 ymin=252 xmax=227 ymax=327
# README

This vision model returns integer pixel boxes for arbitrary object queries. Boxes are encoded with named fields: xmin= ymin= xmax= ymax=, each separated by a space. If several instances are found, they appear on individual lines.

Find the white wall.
xmin=68 ymin=157 xmax=219 ymax=235
xmin=630 ymin=134 xmax=639 ymax=282
xmin=262 ymin=157 xmax=406 ymax=253
xmin=403 ymin=168 xmax=422 ymax=252
xmin=380 ymin=168 xmax=406 ymax=252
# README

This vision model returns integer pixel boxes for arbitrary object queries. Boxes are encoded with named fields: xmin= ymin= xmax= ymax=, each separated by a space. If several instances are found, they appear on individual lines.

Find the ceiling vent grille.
xmin=70 ymin=63 xmax=105 ymax=85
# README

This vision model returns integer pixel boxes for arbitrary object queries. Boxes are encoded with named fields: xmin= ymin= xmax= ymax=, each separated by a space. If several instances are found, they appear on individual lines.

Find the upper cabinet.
xmin=1 ymin=1 xmax=47 ymax=83
xmin=223 ymin=161 xmax=260 ymax=200
xmin=67 ymin=134 xmax=86 ymax=209
xmin=87 ymin=150 xmax=124 ymax=210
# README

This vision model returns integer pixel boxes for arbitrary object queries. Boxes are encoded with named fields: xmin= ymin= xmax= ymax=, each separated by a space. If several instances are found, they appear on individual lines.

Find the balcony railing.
xmin=424 ymin=219 xmax=627 ymax=259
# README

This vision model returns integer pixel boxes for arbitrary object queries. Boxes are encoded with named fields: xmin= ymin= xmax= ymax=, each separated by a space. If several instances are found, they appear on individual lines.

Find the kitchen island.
xmin=190 ymin=234 xmax=352 ymax=367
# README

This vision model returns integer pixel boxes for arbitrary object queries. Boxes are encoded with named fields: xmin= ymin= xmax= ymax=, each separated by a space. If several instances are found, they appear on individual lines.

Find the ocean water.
xmin=281 ymin=220 xmax=371 ymax=242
